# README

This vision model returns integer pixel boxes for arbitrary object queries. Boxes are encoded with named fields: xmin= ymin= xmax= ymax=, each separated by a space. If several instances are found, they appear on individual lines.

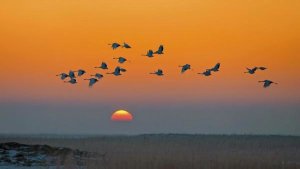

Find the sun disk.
xmin=111 ymin=110 xmax=133 ymax=121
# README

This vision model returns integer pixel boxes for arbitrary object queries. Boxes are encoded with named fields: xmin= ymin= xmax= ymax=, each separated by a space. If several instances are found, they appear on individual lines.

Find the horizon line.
xmin=0 ymin=133 xmax=299 ymax=138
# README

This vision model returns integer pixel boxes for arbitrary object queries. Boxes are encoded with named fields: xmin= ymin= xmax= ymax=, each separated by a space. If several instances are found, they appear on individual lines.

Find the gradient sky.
xmin=0 ymin=0 xmax=299 ymax=135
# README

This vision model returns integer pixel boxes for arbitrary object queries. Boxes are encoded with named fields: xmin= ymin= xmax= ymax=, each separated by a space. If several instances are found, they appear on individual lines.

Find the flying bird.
xmin=245 ymin=66 xmax=267 ymax=74
xmin=113 ymin=57 xmax=128 ymax=64
xmin=120 ymin=67 xmax=126 ymax=72
xmin=154 ymin=45 xmax=164 ymax=54
xmin=109 ymin=42 xmax=121 ymax=50
xmin=122 ymin=42 xmax=131 ymax=48
xmin=68 ymin=70 xmax=76 ymax=79
xmin=91 ymin=73 xmax=104 ymax=79
xmin=198 ymin=69 xmax=212 ymax=76
xmin=179 ymin=64 xmax=191 ymax=73
xmin=150 ymin=69 xmax=164 ymax=76
xmin=245 ymin=67 xmax=258 ymax=74
xmin=56 ymin=73 xmax=69 ymax=80
xmin=84 ymin=78 xmax=99 ymax=87
xmin=65 ymin=78 xmax=77 ymax=84
xmin=95 ymin=62 xmax=108 ymax=69
xmin=210 ymin=63 xmax=220 ymax=72
xmin=258 ymin=80 xmax=278 ymax=88
xmin=258 ymin=67 xmax=267 ymax=70
xmin=143 ymin=50 xmax=154 ymax=58
xmin=107 ymin=66 xmax=125 ymax=76
xmin=76 ymin=69 xmax=86 ymax=76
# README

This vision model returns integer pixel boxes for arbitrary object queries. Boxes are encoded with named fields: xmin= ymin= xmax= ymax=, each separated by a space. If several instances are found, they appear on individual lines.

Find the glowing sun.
xmin=111 ymin=110 xmax=133 ymax=122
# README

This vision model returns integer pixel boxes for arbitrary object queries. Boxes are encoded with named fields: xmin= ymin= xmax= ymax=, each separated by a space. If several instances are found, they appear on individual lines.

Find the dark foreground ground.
xmin=0 ymin=134 xmax=300 ymax=169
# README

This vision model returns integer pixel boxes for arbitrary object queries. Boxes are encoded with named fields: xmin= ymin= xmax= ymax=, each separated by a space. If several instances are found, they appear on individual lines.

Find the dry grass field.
xmin=1 ymin=134 xmax=300 ymax=169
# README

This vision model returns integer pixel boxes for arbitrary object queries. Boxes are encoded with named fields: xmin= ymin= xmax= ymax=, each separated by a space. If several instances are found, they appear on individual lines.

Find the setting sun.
xmin=111 ymin=110 xmax=133 ymax=122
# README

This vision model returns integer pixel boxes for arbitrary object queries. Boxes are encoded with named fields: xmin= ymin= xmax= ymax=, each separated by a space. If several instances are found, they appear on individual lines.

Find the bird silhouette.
xmin=56 ymin=73 xmax=69 ymax=80
xmin=210 ymin=63 xmax=220 ymax=72
xmin=65 ymin=78 xmax=77 ymax=84
xmin=258 ymin=67 xmax=267 ymax=70
xmin=150 ymin=69 xmax=164 ymax=76
xmin=91 ymin=73 xmax=103 ymax=79
xmin=143 ymin=50 xmax=154 ymax=58
xmin=154 ymin=45 xmax=164 ymax=54
xmin=245 ymin=66 xmax=267 ymax=74
xmin=109 ymin=43 xmax=121 ymax=50
xmin=179 ymin=64 xmax=191 ymax=73
xmin=122 ymin=42 xmax=131 ymax=48
xmin=120 ymin=67 xmax=126 ymax=72
xmin=75 ymin=69 xmax=86 ymax=76
xmin=113 ymin=57 xmax=128 ymax=64
xmin=84 ymin=78 xmax=99 ymax=87
xmin=245 ymin=67 xmax=258 ymax=74
xmin=107 ymin=66 xmax=125 ymax=76
xmin=95 ymin=62 xmax=108 ymax=70
xmin=258 ymin=80 xmax=278 ymax=88
xmin=68 ymin=70 xmax=76 ymax=79
xmin=198 ymin=69 xmax=212 ymax=76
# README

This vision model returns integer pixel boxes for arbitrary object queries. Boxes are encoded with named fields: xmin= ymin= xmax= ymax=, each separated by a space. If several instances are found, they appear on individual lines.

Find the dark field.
xmin=1 ymin=134 xmax=300 ymax=169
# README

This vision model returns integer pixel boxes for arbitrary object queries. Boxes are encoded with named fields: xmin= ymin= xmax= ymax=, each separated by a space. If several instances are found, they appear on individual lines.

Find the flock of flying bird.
xmin=56 ymin=42 xmax=278 ymax=88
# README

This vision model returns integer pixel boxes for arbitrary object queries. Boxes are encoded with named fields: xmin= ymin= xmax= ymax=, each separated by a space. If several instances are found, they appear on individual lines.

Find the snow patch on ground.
xmin=0 ymin=167 xmax=59 ymax=169
xmin=0 ymin=142 xmax=101 ymax=168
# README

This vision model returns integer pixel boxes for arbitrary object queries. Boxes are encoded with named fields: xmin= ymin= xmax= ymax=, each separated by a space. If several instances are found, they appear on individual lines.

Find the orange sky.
xmin=0 ymin=0 xmax=299 ymax=105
